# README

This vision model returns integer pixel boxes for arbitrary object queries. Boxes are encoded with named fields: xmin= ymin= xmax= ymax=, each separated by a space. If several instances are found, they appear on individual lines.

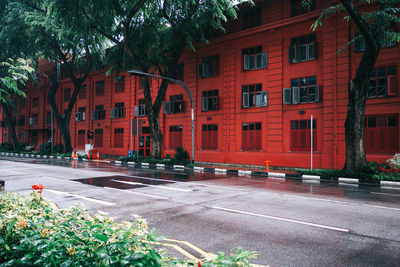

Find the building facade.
xmin=1 ymin=0 xmax=399 ymax=169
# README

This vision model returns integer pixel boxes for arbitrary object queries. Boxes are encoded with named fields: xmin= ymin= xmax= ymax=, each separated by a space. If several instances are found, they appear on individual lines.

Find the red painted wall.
xmin=1 ymin=0 xmax=399 ymax=169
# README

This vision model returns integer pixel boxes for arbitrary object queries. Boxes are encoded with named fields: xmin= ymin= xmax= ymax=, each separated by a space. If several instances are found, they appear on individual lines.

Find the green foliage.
xmin=54 ymin=144 xmax=64 ymax=154
xmin=174 ymin=147 xmax=190 ymax=162
xmin=39 ymin=142 xmax=52 ymax=155
xmin=297 ymin=161 xmax=400 ymax=182
xmin=0 ymin=191 xmax=163 ymax=266
xmin=16 ymin=142 xmax=30 ymax=152
xmin=0 ymin=142 xmax=14 ymax=152
xmin=0 ymin=190 xmax=259 ymax=266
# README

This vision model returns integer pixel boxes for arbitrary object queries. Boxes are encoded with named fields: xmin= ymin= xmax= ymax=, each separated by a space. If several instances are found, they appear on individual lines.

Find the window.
xmin=172 ymin=63 xmax=184 ymax=81
xmin=242 ymin=122 xmax=262 ymax=150
xmin=289 ymin=34 xmax=316 ymax=63
xmin=202 ymin=124 xmax=218 ymax=149
xmin=77 ymin=130 xmax=85 ymax=146
xmin=64 ymin=88 xmax=71 ymax=102
xmin=242 ymin=7 xmax=262 ymax=30
xmin=115 ymin=76 xmax=125 ymax=93
xmin=164 ymin=94 xmax=184 ymax=114
xmin=19 ymin=132 xmax=25 ymax=143
xmin=287 ymin=76 xmax=319 ymax=104
xmin=79 ymin=85 xmax=86 ymax=99
xmin=366 ymin=115 xmax=398 ymax=153
xmin=291 ymin=0 xmax=314 ymax=17
xmin=198 ymin=56 xmax=219 ymax=78
xmin=354 ymin=30 xmax=396 ymax=52
xmin=169 ymin=125 xmax=183 ymax=149
xmin=95 ymin=80 xmax=105 ymax=96
xmin=29 ymin=114 xmax=38 ymax=126
xmin=18 ymin=116 xmax=25 ymax=126
xmin=243 ymin=46 xmax=267 ymax=70
xmin=242 ymin=84 xmax=267 ymax=108
xmin=114 ymin=128 xmax=124 ymax=148
xmin=92 ymin=105 xmax=105 ymax=120
xmin=202 ymin=90 xmax=219 ymax=111
xmin=32 ymin=97 xmax=39 ymax=107
xmin=20 ymin=100 xmax=25 ymax=109
xmin=290 ymin=119 xmax=317 ymax=151
xmin=368 ymin=66 xmax=397 ymax=98
xmin=139 ymin=77 xmax=149 ymax=90
xmin=111 ymin=102 xmax=125 ymax=119
xmin=135 ymin=99 xmax=146 ymax=117
xmin=94 ymin=129 xmax=103 ymax=147
xmin=76 ymin=107 xmax=86 ymax=121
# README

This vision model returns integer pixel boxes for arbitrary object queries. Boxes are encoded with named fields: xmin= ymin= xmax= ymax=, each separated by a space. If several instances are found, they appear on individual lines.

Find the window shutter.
xmin=244 ymin=55 xmax=250 ymax=70
xmin=141 ymin=105 xmax=146 ymax=116
xmin=120 ymin=107 xmax=125 ymax=118
xmin=261 ymin=91 xmax=268 ymax=106
xmin=314 ymin=85 xmax=319 ymax=102
xmin=308 ymin=41 xmax=316 ymax=60
xmin=283 ymin=88 xmax=292 ymax=104
xmin=243 ymin=92 xmax=249 ymax=107
xmin=134 ymin=105 xmax=139 ymax=117
xmin=163 ymin=102 xmax=170 ymax=114
xmin=75 ymin=112 xmax=80 ymax=121
xmin=92 ymin=110 xmax=97 ymax=120
xmin=82 ymin=112 xmax=85 ymax=121
xmin=289 ymin=45 xmax=294 ymax=63
xmin=387 ymin=75 xmax=397 ymax=96
xmin=202 ymin=63 xmax=210 ymax=77
xmin=259 ymin=52 xmax=268 ymax=68
xmin=202 ymin=97 xmax=208 ymax=111
xmin=198 ymin=64 xmax=203 ymax=78
xmin=110 ymin=108 xmax=115 ymax=119
xmin=292 ymin=87 xmax=300 ymax=104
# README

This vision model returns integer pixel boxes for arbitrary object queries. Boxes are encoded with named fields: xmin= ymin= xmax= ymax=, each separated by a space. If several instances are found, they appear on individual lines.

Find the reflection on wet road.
xmin=2 ymin=156 xmax=400 ymax=207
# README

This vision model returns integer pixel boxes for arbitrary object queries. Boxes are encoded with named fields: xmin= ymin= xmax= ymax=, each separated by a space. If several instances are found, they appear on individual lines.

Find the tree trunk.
xmin=344 ymin=48 xmax=379 ymax=172
xmin=1 ymin=103 xmax=18 ymax=150
xmin=57 ymin=117 xmax=72 ymax=152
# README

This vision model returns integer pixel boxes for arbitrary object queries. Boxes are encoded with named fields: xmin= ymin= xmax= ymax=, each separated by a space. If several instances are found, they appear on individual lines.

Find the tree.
xmin=5 ymin=0 xmax=105 ymax=152
xmin=307 ymin=0 xmax=400 ymax=171
xmin=52 ymin=0 xmax=239 ymax=159
xmin=0 ymin=58 xmax=34 ymax=149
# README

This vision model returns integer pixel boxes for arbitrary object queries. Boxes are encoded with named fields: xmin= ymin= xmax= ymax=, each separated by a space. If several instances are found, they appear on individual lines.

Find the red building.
xmin=1 ymin=0 xmax=399 ymax=169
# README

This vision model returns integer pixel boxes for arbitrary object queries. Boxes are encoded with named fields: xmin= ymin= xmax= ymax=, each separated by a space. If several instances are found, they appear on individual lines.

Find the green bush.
xmin=297 ymin=161 xmax=400 ymax=182
xmin=0 ymin=142 xmax=14 ymax=152
xmin=0 ymin=190 xmax=258 ymax=266
xmin=173 ymin=147 xmax=190 ymax=164
xmin=16 ymin=142 xmax=30 ymax=152
xmin=39 ymin=142 xmax=52 ymax=155
xmin=54 ymin=144 xmax=64 ymax=154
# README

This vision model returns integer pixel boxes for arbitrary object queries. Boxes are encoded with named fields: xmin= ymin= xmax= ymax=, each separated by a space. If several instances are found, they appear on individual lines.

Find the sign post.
xmin=311 ymin=114 xmax=313 ymax=170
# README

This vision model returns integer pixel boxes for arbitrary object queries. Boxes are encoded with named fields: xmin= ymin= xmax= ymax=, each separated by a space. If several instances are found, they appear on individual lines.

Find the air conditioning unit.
xmin=75 ymin=112 xmax=82 ymax=121
xmin=111 ymin=107 xmax=120 ymax=119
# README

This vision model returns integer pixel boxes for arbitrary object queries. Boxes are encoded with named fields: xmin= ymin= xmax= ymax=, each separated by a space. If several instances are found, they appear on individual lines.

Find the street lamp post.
xmin=128 ymin=70 xmax=195 ymax=163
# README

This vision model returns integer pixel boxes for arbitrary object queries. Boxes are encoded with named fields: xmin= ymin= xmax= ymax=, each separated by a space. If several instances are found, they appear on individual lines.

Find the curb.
xmin=1 ymin=153 xmax=399 ymax=188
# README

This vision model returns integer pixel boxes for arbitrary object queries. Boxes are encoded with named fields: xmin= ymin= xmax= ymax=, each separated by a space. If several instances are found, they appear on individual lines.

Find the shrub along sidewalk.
xmin=0 ymin=186 xmax=259 ymax=266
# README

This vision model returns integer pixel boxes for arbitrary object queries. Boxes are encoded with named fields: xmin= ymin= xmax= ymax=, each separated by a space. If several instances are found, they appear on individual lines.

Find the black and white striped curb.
xmin=112 ymin=160 xmax=400 ymax=188
xmin=1 ymin=152 xmax=399 ymax=188
xmin=0 ymin=152 xmax=71 ymax=160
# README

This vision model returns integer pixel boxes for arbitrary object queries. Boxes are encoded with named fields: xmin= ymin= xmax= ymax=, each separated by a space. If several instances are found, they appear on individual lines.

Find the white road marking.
xmin=212 ymin=206 xmax=350 ymax=233
xmin=193 ymin=183 xmax=246 ymax=191
xmin=111 ymin=179 xmax=192 ymax=192
xmin=128 ymin=175 xmax=176 ymax=183
xmin=370 ymin=192 xmax=400 ymax=197
xmin=2 ymin=169 xmax=26 ymax=175
xmin=45 ymin=189 xmax=115 ymax=206
xmin=281 ymin=194 xmax=400 ymax=212
xmin=104 ymin=186 xmax=169 ymax=199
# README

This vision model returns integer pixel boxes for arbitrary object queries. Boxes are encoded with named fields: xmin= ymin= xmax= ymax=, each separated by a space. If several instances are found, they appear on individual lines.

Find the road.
xmin=1 ymin=157 xmax=400 ymax=266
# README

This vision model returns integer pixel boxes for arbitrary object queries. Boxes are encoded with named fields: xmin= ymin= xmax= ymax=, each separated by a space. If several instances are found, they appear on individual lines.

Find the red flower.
xmin=32 ymin=183 xmax=44 ymax=194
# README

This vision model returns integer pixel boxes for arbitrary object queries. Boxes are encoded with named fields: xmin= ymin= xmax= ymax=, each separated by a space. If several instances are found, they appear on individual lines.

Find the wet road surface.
xmin=1 ymin=156 xmax=400 ymax=266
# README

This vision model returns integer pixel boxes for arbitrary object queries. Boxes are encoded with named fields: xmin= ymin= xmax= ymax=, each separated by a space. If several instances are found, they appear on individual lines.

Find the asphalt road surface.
xmin=1 ymin=157 xmax=400 ymax=266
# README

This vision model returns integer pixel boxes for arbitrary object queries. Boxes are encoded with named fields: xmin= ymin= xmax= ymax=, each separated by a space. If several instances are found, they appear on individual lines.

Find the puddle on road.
xmin=74 ymin=175 xmax=172 ymax=189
